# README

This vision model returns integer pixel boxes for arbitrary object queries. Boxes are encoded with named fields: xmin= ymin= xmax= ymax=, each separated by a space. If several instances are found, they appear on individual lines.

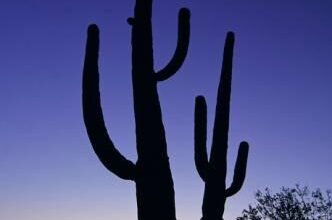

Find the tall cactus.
xmin=82 ymin=0 xmax=190 ymax=220
xmin=194 ymin=32 xmax=249 ymax=220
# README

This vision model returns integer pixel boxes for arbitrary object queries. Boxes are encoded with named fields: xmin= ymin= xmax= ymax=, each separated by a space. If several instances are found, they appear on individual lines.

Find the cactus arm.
xmin=155 ymin=8 xmax=190 ymax=81
xmin=194 ymin=95 xmax=209 ymax=182
xmin=209 ymin=32 xmax=234 ymax=167
xmin=82 ymin=24 xmax=136 ymax=181
xmin=226 ymin=141 xmax=249 ymax=197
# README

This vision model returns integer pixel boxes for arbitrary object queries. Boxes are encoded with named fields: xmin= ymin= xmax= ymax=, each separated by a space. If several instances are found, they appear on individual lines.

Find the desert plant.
xmin=237 ymin=185 xmax=332 ymax=220
xmin=194 ymin=32 xmax=249 ymax=220
xmin=82 ymin=0 xmax=190 ymax=220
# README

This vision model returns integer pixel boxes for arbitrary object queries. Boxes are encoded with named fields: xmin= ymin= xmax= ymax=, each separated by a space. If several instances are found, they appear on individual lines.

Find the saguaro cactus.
xmin=194 ymin=32 xmax=249 ymax=220
xmin=82 ymin=0 xmax=190 ymax=220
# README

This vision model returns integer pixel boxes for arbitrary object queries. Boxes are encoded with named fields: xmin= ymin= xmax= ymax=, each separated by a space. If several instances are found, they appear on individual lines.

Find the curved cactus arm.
xmin=83 ymin=24 xmax=136 ymax=181
xmin=194 ymin=95 xmax=209 ymax=182
xmin=226 ymin=141 xmax=249 ymax=197
xmin=155 ymin=8 xmax=190 ymax=81
xmin=210 ymin=32 xmax=235 ymax=164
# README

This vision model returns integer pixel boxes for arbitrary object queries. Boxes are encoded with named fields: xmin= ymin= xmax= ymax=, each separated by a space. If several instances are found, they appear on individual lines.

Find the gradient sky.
xmin=1 ymin=0 xmax=332 ymax=219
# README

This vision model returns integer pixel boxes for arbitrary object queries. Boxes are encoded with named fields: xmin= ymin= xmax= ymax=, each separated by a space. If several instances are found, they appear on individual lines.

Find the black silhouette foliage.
xmin=237 ymin=185 xmax=332 ymax=220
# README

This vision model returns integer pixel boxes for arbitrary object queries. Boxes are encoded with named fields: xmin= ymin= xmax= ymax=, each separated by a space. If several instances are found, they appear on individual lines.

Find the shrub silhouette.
xmin=194 ymin=32 xmax=249 ymax=220
xmin=82 ymin=0 xmax=190 ymax=220
xmin=237 ymin=185 xmax=332 ymax=220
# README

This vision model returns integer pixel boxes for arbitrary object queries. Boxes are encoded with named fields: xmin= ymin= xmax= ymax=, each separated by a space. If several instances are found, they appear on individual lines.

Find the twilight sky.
xmin=1 ymin=0 xmax=332 ymax=219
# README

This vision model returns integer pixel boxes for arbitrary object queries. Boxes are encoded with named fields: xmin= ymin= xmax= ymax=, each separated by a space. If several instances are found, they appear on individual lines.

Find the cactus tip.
xmin=88 ymin=24 xmax=99 ymax=35
xmin=226 ymin=31 xmax=235 ymax=44
xmin=195 ymin=95 xmax=206 ymax=104
xmin=240 ymin=141 xmax=249 ymax=151
xmin=180 ymin=7 xmax=191 ymax=18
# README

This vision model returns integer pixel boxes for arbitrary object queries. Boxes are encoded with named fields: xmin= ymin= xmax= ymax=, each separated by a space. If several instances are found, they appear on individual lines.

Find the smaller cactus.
xmin=194 ymin=32 xmax=249 ymax=220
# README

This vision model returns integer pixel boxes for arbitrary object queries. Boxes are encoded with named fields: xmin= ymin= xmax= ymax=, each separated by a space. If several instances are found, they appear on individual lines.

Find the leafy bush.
xmin=237 ymin=185 xmax=332 ymax=220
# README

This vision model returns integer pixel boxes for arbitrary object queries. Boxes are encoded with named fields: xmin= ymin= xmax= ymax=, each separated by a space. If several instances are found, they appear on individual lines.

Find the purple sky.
xmin=1 ymin=0 xmax=332 ymax=219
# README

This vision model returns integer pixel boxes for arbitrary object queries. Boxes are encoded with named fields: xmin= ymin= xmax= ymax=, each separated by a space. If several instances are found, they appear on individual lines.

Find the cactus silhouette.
xmin=194 ymin=32 xmax=249 ymax=220
xmin=82 ymin=0 xmax=190 ymax=220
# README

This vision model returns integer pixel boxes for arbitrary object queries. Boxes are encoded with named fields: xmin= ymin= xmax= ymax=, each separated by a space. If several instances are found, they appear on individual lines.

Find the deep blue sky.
xmin=1 ymin=0 xmax=332 ymax=219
